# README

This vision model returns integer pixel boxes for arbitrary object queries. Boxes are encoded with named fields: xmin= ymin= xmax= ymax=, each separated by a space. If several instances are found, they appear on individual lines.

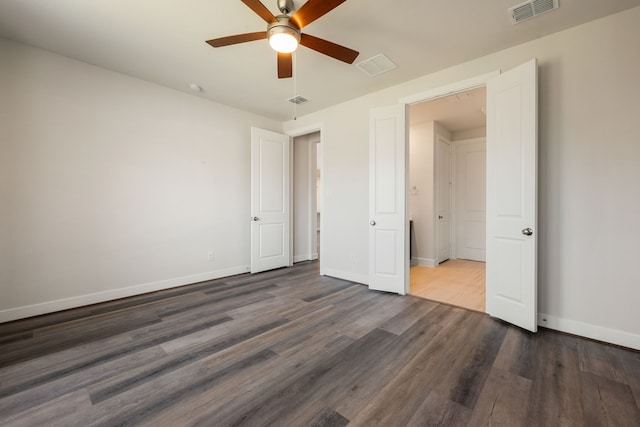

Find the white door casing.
xmin=436 ymin=135 xmax=452 ymax=264
xmin=454 ymin=139 xmax=487 ymax=262
xmin=250 ymin=127 xmax=291 ymax=274
xmin=369 ymin=105 xmax=408 ymax=294
xmin=486 ymin=59 xmax=538 ymax=332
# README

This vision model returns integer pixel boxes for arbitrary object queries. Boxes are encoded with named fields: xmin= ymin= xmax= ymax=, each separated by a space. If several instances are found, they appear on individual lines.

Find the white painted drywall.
xmin=284 ymin=7 xmax=640 ymax=348
xmin=409 ymin=122 xmax=435 ymax=266
xmin=0 ymin=38 xmax=281 ymax=321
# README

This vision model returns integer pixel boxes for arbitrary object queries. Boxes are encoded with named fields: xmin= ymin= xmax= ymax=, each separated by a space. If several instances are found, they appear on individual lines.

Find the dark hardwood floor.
xmin=1 ymin=261 xmax=639 ymax=426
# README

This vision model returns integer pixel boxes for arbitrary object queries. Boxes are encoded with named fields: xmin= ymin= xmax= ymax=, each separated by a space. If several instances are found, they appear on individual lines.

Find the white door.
xmin=454 ymin=139 xmax=487 ymax=262
xmin=368 ymin=105 xmax=408 ymax=294
xmin=250 ymin=127 xmax=291 ymax=274
xmin=436 ymin=136 xmax=451 ymax=264
xmin=486 ymin=59 xmax=538 ymax=332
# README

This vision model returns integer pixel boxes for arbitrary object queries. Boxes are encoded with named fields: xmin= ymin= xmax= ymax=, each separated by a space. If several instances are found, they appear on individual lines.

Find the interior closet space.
xmin=408 ymin=87 xmax=487 ymax=311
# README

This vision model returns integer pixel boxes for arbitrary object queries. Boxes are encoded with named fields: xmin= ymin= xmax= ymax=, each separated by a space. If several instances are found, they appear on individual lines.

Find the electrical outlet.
xmin=207 ymin=251 xmax=214 ymax=261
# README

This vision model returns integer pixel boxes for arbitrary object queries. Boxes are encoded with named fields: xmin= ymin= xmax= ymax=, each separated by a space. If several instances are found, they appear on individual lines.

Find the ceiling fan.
xmin=206 ymin=0 xmax=359 ymax=79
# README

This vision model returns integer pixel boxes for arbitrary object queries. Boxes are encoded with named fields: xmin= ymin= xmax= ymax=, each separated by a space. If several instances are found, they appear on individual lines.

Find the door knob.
xmin=370 ymin=220 xmax=376 ymax=226
xmin=522 ymin=228 xmax=533 ymax=236
xmin=252 ymin=217 xmax=260 ymax=221
xmin=438 ymin=215 xmax=443 ymax=219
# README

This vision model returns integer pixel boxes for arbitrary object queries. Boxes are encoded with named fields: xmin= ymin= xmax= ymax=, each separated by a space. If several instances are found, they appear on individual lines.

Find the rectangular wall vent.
xmin=509 ymin=0 xmax=558 ymax=24
xmin=288 ymin=95 xmax=308 ymax=104
xmin=356 ymin=54 xmax=397 ymax=77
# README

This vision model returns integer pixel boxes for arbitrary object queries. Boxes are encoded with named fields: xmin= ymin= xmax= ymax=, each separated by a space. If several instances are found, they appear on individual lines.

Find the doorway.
xmin=408 ymin=87 xmax=487 ymax=312
xmin=372 ymin=61 xmax=537 ymax=330
xmin=292 ymin=131 xmax=321 ymax=264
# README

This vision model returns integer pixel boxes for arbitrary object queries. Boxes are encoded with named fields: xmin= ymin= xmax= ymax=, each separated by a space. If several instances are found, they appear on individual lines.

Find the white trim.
xmin=0 ymin=265 xmax=251 ymax=323
xmin=293 ymin=253 xmax=318 ymax=263
xmin=412 ymin=257 xmax=437 ymax=267
xmin=538 ymin=313 xmax=640 ymax=351
xmin=399 ymin=71 xmax=500 ymax=105
xmin=322 ymin=268 xmax=369 ymax=287
xmin=284 ymin=122 xmax=324 ymax=137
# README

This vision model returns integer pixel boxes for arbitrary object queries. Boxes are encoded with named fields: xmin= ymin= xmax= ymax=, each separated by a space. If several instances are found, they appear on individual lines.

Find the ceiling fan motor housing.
xmin=267 ymin=16 xmax=301 ymax=41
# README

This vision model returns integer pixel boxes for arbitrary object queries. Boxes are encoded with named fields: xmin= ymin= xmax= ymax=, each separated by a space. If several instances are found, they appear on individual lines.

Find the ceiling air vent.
xmin=288 ymin=95 xmax=308 ymax=104
xmin=356 ymin=54 xmax=397 ymax=77
xmin=509 ymin=0 xmax=559 ymax=25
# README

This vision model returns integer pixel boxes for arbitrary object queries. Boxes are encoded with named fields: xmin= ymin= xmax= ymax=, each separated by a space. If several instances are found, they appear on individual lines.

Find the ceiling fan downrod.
xmin=277 ymin=0 xmax=294 ymax=14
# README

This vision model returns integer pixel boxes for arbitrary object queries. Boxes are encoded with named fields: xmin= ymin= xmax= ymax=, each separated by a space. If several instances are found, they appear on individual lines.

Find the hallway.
xmin=410 ymin=259 xmax=485 ymax=312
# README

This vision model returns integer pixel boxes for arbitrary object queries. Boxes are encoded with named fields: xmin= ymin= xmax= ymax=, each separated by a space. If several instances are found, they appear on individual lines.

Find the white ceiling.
xmin=1 ymin=0 xmax=639 ymax=121
xmin=410 ymin=87 xmax=487 ymax=133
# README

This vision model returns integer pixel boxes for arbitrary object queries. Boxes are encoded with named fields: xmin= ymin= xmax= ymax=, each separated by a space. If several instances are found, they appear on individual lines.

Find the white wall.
xmin=408 ymin=121 xmax=451 ymax=267
xmin=284 ymin=7 xmax=640 ymax=349
xmin=0 ymin=38 xmax=281 ymax=321
xmin=409 ymin=122 xmax=434 ymax=266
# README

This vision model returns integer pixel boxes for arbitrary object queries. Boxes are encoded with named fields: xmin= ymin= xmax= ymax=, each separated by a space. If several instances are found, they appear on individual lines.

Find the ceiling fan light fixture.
xmin=267 ymin=17 xmax=301 ymax=53
xmin=269 ymin=31 xmax=299 ymax=53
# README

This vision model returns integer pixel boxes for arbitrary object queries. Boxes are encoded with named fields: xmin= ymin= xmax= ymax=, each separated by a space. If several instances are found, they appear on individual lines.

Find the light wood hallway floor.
xmin=410 ymin=259 xmax=486 ymax=312
xmin=1 ymin=261 xmax=639 ymax=426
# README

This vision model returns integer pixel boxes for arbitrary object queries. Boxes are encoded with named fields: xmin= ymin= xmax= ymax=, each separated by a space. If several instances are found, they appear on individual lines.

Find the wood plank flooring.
xmin=410 ymin=259 xmax=486 ymax=312
xmin=1 ymin=261 xmax=639 ymax=426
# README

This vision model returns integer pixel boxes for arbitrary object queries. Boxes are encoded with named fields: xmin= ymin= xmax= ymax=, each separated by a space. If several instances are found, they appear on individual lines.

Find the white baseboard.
xmin=293 ymin=253 xmax=319 ymax=263
xmin=321 ymin=268 xmax=368 ymax=286
xmin=0 ymin=265 xmax=251 ymax=324
xmin=412 ymin=257 xmax=436 ymax=268
xmin=538 ymin=313 xmax=640 ymax=351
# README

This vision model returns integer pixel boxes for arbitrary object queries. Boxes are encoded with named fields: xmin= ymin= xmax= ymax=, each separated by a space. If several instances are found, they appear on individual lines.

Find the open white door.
xmin=486 ymin=59 xmax=538 ymax=332
xmin=368 ymin=105 xmax=408 ymax=294
xmin=436 ymin=135 xmax=452 ymax=264
xmin=250 ymin=127 xmax=291 ymax=274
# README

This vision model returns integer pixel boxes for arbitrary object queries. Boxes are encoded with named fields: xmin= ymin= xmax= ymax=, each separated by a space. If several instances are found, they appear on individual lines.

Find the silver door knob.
xmin=370 ymin=220 xmax=376 ymax=226
xmin=252 ymin=217 xmax=260 ymax=221
xmin=522 ymin=228 xmax=533 ymax=236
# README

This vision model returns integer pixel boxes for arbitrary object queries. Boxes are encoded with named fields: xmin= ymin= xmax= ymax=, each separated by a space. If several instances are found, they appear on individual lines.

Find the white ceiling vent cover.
xmin=356 ymin=54 xmax=397 ymax=77
xmin=509 ymin=0 xmax=559 ymax=24
xmin=288 ymin=95 xmax=308 ymax=104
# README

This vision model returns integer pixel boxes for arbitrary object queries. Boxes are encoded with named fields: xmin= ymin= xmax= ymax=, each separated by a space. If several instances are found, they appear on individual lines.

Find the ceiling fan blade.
xmin=206 ymin=32 xmax=267 ymax=47
xmin=300 ymin=34 xmax=359 ymax=64
xmin=278 ymin=52 xmax=293 ymax=79
xmin=290 ymin=0 xmax=347 ymax=29
xmin=240 ymin=0 xmax=277 ymax=24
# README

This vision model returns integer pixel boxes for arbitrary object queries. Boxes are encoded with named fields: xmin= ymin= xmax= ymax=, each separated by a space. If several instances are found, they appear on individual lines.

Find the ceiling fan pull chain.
xmin=293 ymin=52 xmax=297 ymax=120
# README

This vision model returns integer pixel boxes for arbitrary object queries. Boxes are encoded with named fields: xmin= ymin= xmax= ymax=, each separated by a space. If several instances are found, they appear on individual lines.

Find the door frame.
xmin=399 ymin=72 xmax=499 ymax=295
xmin=285 ymin=122 xmax=325 ymax=275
